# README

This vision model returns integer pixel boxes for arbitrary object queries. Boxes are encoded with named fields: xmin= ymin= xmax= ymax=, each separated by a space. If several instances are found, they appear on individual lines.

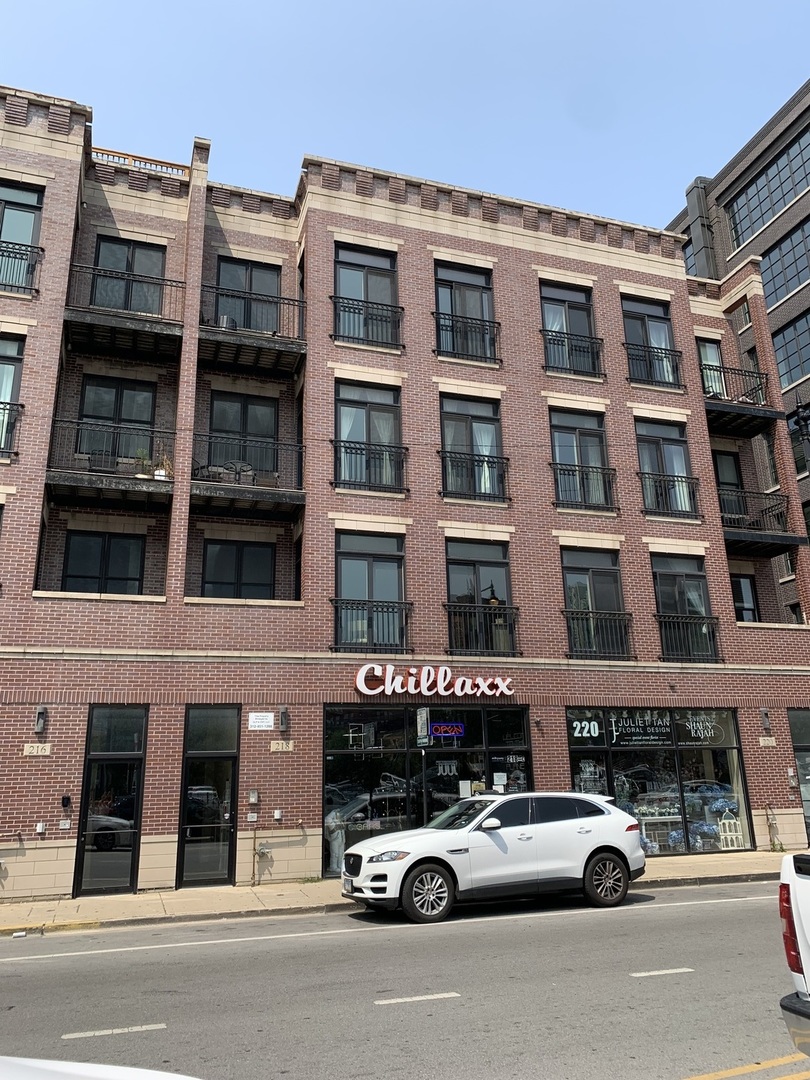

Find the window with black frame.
xmin=333 ymin=533 xmax=407 ymax=652
xmin=202 ymin=539 xmax=275 ymax=599
xmin=63 ymin=531 xmax=145 ymax=594
xmin=0 ymin=335 xmax=23 ymax=454
xmin=215 ymin=258 xmax=280 ymax=332
xmin=440 ymin=396 xmax=505 ymax=501
xmin=540 ymin=283 xmax=602 ymax=375
xmin=78 ymin=376 xmax=156 ymax=466
xmin=435 ymin=263 xmax=497 ymax=362
xmin=446 ymin=539 xmax=517 ymax=656
xmin=333 ymin=245 xmax=399 ymax=346
xmin=334 ymin=382 xmax=404 ymax=492
xmin=697 ymin=339 xmax=727 ymax=398
xmin=623 ymin=296 xmax=682 ymax=388
xmin=550 ymin=409 xmax=614 ymax=510
xmin=636 ymin=419 xmax=698 ymax=518
xmin=731 ymin=573 xmax=760 ymax=622
xmin=208 ymin=391 xmax=278 ymax=483
xmin=92 ymin=237 xmax=166 ymax=315
xmin=789 ymin=412 xmax=809 ymax=475
xmin=651 ymin=554 xmax=718 ymax=661
xmin=561 ymin=548 xmax=630 ymax=659
xmin=0 ymin=182 xmax=42 ymax=293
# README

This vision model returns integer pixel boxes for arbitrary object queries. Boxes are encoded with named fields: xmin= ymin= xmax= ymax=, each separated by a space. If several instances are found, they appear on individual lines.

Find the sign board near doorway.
xmin=416 ymin=707 xmax=430 ymax=747
xmin=249 ymin=712 xmax=276 ymax=731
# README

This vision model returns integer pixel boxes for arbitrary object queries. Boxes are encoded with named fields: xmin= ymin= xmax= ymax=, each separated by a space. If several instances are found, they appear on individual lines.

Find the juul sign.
xmin=355 ymin=663 xmax=514 ymax=699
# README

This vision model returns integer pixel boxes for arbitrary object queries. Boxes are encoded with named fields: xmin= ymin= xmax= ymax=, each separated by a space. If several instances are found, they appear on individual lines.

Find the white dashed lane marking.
xmin=62 ymin=1023 xmax=167 ymax=1040
xmin=374 ymin=992 xmax=461 ymax=1005
xmin=630 ymin=967 xmax=694 ymax=978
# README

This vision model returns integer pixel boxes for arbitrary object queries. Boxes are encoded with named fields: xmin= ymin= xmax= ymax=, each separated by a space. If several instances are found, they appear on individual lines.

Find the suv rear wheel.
xmin=583 ymin=852 xmax=628 ymax=907
xmin=401 ymin=863 xmax=454 ymax=923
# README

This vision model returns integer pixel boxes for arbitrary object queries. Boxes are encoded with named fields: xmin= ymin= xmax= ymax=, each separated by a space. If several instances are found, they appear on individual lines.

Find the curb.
xmin=634 ymin=871 xmax=780 ymax=890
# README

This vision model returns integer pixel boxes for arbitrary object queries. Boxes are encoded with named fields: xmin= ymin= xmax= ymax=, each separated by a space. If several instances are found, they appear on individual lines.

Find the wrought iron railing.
xmin=563 ymin=610 xmax=633 ymax=660
xmin=434 ymin=312 xmax=500 ymax=363
xmin=330 ymin=598 xmax=412 ymax=653
xmin=0 ymin=242 xmax=43 ymax=295
xmin=701 ymin=364 xmax=767 ymax=404
xmin=67 ymin=264 xmax=186 ymax=322
xmin=332 ymin=440 xmax=407 ymax=493
xmin=192 ymin=432 xmax=304 ymax=489
xmin=551 ymin=463 xmax=617 ymax=510
xmin=331 ymin=296 xmax=403 ymax=347
xmin=640 ymin=472 xmax=700 ymax=518
xmin=0 ymin=402 xmax=23 ymax=455
xmin=625 ymin=343 xmax=684 ymax=388
xmin=656 ymin=614 xmax=720 ymax=662
xmin=541 ymin=330 xmax=604 ymax=376
xmin=717 ymin=487 xmax=789 ymax=531
xmin=200 ymin=285 xmax=305 ymax=340
xmin=439 ymin=450 xmax=509 ymax=501
xmin=445 ymin=602 xmax=519 ymax=656
xmin=49 ymin=419 xmax=176 ymax=477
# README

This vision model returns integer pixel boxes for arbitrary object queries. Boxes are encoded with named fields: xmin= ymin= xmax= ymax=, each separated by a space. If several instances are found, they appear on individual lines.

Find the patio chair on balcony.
xmin=222 ymin=459 xmax=256 ymax=486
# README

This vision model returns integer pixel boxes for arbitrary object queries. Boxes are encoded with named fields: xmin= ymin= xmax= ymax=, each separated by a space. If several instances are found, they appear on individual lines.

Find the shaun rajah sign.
xmin=355 ymin=663 xmax=514 ymax=699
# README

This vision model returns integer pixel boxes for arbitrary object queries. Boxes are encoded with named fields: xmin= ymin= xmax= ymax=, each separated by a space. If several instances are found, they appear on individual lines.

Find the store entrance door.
xmin=178 ymin=758 xmax=237 ymax=887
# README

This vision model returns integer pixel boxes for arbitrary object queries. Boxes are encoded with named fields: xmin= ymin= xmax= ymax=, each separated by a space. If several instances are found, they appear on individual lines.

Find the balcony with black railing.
xmin=0 ymin=242 xmax=43 ymax=295
xmin=541 ymin=330 xmax=604 ymax=377
xmin=0 ymin=402 xmax=23 ymax=456
xmin=701 ymin=365 xmax=780 ymax=436
xmin=332 ymin=440 xmax=408 ymax=493
xmin=198 ymin=286 xmax=306 ymax=376
xmin=331 ymin=598 xmax=412 ymax=653
xmin=656 ymin=614 xmax=721 ymax=663
xmin=191 ymin=431 xmax=304 ymax=512
xmin=434 ymin=312 xmax=500 ymax=364
xmin=551 ymin=463 xmax=617 ymax=511
xmin=439 ymin=451 xmax=509 ymax=502
xmin=625 ymin=343 xmax=684 ymax=389
xmin=331 ymin=296 xmax=403 ymax=348
xmin=640 ymin=472 xmax=700 ymax=519
xmin=445 ymin=602 xmax=519 ymax=656
xmin=718 ymin=487 xmax=807 ymax=557
xmin=67 ymin=264 xmax=185 ymax=322
xmin=564 ymin=610 xmax=633 ymax=660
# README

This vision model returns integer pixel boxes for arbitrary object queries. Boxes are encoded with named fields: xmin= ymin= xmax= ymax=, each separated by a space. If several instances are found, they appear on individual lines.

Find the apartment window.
xmin=92 ymin=237 xmax=166 ymax=315
xmin=652 ymin=554 xmax=718 ymax=662
xmin=636 ymin=420 xmax=698 ymax=518
xmin=333 ymin=533 xmax=407 ymax=652
xmin=550 ymin=409 xmax=614 ymax=510
xmin=0 ymin=182 xmax=43 ymax=293
xmin=803 ymin=501 xmax=810 ymax=535
xmin=78 ymin=376 xmax=155 ymax=463
xmin=334 ymin=382 xmax=403 ymax=491
xmin=446 ymin=540 xmax=516 ymax=656
xmin=697 ymin=339 xmax=726 ymax=397
xmin=728 ymin=127 xmax=810 ymax=247
xmin=774 ymin=313 xmax=810 ymax=388
xmin=540 ymin=283 xmax=602 ymax=375
xmin=561 ymin=548 xmax=629 ymax=659
xmin=761 ymin=428 xmax=779 ymax=489
xmin=202 ymin=540 xmax=275 ymax=599
xmin=789 ymin=413 xmax=809 ymax=475
xmin=333 ymin=244 xmax=399 ymax=346
xmin=731 ymin=574 xmax=760 ymax=622
xmin=434 ymin=263 xmax=498 ymax=362
xmin=63 ymin=531 xmax=145 ymax=594
xmin=216 ymin=258 xmax=280 ymax=332
xmin=440 ymin=396 xmax=506 ymax=501
xmin=209 ymin=391 xmax=278 ymax=477
xmin=0 ymin=335 xmax=23 ymax=453
xmin=623 ymin=297 xmax=681 ymax=388
xmin=682 ymin=238 xmax=697 ymax=277
xmin=788 ymin=601 xmax=804 ymax=624
xmin=760 ymin=220 xmax=810 ymax=308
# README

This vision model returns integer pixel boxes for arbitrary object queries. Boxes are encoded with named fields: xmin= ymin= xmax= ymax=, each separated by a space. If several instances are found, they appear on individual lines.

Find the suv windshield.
xmin=424 ymin=798 xmax=495 ymax=830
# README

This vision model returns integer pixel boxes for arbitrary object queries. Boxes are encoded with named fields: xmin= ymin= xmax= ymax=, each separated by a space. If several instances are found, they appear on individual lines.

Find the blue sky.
xmin=5 ymin=1 xmax=810 ymax=229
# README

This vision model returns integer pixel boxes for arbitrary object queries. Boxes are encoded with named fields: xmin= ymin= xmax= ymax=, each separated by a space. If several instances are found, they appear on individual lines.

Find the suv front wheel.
xmin=401 ymin=863 xmax=454 ymax=923
xmin=583 ymin=852 xmax=628 ymax=907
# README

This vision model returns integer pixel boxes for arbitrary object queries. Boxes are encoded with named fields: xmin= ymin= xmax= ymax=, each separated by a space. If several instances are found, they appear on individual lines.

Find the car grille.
xmin=344 ymin=853 xmax=362 ymax=877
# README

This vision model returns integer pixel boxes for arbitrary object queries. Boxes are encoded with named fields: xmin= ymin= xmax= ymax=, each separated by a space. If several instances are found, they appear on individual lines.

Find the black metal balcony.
xmin=625 ymin=343 xmax=684 ymax=389
xmin=434 ymin=312 xmax=500 ymax=363
xmin=551 ymin=463 xmax=617 ymax=511
xmin=656 ymin=614 xmax=721 ymax=663
xmin=331 ymin=598 xmax=412 ymax=653
xmin=67 ymin=264 xmax=185 ymax=322
xmin=445 ymin=602 xmax=519 ymax=656
xmin=332 ymin=440 xmax=408 ymax=493
xmin=331 ymin=296 xmax=403 ymax=347
xmin=701 ymin=365 xmax=781 ymax=436
xmin=541 ymin=330 xmax=604 ymax=377
xmin=200 ymin=285 xmax=304 ymax=339
xmin=439 ymin=451 xmax=509 ymax=502
xmin=192 ymin=432 xmax=304 ymax=491
xmin=49 ymin=419 xmax=176 ymax=477
xmin=0 ymin=402 xmax=23 ymax=455
xmin=718 ymin=487 xmax=807 ymax=557
xmin=0 ymin=242 xmax=43 ymax=295
xmin=564 ymin=611 xmax=633 ymax=660
xmin=640 ymin=472 xmax=700 ymax=518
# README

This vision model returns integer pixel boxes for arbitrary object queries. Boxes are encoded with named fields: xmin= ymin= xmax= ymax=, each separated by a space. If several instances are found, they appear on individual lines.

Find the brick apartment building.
xmin=2 ymin=82 xmax=810 ymax=902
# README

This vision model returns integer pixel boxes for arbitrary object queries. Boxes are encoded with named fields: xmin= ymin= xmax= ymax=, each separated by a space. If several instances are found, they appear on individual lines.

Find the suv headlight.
xmin=367 ymin=850 xmax=410 ymax=863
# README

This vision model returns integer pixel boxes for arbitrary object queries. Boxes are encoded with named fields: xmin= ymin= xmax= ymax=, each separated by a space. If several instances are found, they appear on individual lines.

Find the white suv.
xmin=341 ymin=791 xmax=645 ymax=923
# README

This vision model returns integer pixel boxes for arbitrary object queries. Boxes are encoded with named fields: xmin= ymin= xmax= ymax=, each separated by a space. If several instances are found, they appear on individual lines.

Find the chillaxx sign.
xmin=355 ymin=663 xmax=514 ymax=699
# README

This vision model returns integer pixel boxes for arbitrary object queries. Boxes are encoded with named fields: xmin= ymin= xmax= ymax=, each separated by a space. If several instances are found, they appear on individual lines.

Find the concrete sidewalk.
xmin=0 ymin=849 xmax=787 ymax=936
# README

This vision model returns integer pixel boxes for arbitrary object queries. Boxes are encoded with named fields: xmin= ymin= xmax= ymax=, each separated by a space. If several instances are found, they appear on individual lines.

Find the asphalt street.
xmin=0 ymin=881 xmax=800 ymax=1080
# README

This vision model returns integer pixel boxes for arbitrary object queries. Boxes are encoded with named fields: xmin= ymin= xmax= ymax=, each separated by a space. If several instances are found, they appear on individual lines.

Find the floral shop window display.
xmin=567 ymin=707 xmax=752 ymax=855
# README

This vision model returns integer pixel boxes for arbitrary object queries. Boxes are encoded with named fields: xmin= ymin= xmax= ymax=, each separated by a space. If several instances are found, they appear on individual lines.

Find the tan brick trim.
xmin=629 ymin=403 xmax=691 ymax=422
xmin=328 ymin=361 xmax=407 ymax=386
xmin=542 ymin=391 xmax=609 ymax=412
xmin=328 ymin=512 xmax=411 ymax=533
xmin=533 ymin=265 xmax=597 ymax=286
xmin=642 ymin=537 xmax=709 ymax=555
xmin=429 ymin=246 xmax=497 ymax=267
xmin=328 ymin=227 xmax=403 ymax=249
xmin=551 ymin=530 xmax=623 ymax=549
xmin=432 ymin=376 xmax=505 ymax=398
xmin=439 ymin=521 xmax=515 ymax=541
xmin=614 ymin=281 xmax=675 ymax=301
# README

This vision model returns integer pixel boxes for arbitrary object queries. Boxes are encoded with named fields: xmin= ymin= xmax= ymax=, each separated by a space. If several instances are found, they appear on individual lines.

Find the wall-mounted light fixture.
xmin=34 ymin=705 xmax=47 ymax=734
xmin=248 ymin=788 xmax=259 ymax=805
xmin=760 ymin=708 xmax=771 ymax=732
xmin=278 ymin=708 xmax=290 ymax=732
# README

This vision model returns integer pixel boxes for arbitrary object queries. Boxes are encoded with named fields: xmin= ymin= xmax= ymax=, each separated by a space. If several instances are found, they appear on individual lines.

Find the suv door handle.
xmin=576 ymin=827 xmax=592 ymax=834
xmin=517 ymin=833 xmax=533 ymax=841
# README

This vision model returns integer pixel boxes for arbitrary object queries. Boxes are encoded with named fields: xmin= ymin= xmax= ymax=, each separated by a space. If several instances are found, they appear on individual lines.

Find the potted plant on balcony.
xmin=152 ymin=441 xmax=173 ymax=480
xmin=134 ymin=448 xmax=152 ymax=478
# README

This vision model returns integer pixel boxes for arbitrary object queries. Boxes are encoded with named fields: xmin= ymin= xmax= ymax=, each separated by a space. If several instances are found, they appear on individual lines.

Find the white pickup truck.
xmin=780 ymin=852 xmax=810 ymax=1054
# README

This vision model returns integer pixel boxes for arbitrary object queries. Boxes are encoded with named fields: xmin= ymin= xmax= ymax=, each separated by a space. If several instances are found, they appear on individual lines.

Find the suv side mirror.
xmin=481 ymin=817 xmax=501 ymax=831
